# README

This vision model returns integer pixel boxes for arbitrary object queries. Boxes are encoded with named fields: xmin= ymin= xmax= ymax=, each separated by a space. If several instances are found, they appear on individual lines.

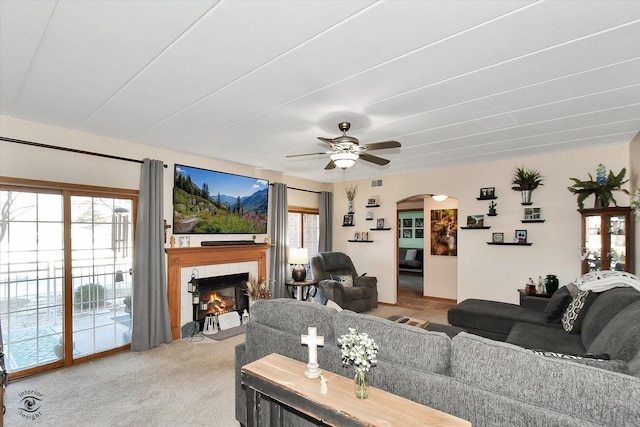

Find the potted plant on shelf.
xmin=567 ymin=164 xmax=629 ymax=210
xmin=511 ymin=166 xmax=544 ymax=205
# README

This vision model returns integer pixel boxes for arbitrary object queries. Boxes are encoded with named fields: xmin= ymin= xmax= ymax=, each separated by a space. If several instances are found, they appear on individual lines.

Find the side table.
xmin=285 ymin=279 xmax=318 ymax=301
xmin=517 ymin=289 xmax=553 ymax=312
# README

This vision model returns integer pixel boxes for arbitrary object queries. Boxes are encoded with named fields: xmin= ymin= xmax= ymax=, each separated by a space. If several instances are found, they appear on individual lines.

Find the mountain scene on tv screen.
xmin=174 ymin=168 xmax=268 ymax=234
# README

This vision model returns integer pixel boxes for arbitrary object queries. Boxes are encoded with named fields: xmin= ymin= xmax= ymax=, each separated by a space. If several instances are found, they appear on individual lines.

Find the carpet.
xmin=387 ymin=315 xmax=430 ymax=329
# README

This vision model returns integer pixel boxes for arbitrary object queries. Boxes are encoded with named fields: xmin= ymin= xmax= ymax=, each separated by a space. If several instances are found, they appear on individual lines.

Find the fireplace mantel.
xmin=166 ymin=244 xmax=269 ymax=339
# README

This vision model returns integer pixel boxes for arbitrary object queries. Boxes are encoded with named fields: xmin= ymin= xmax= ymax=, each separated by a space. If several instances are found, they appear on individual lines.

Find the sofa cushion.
xmin=543 ymin=286 xmax=573 ymax=323
xmin=587 ymin=300 xmax=640 ymax=362
xmin=507 ymin=322 xmax=584 ymax=355
xmin=333 ymin=310 xmax=451 ymax=374
xmin=450 ymin=332 xmax=640 ymax=426
xmin=580 ymin=287 xmax=640 ymax=349
xmin=405 ymin=248 xmax=417 ymax=260
xmin=561 ymin=290 xmax=598 ymax=333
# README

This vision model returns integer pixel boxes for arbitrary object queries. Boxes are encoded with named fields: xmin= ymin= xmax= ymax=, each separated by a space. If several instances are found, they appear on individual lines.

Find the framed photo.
xmin=366 ymin=196 xmax=379 ymax=206
xmin=466 ymin=215 xmax=484 ymax=227
xmin=523 ymin=207 xmax=541 ymax=220
xmin=492 ymin=232 xmax=504 ymax=244
xmin=354 ymin=232 xmax=361 ymax=241
xmin=403 ymin=229 xmax=412 ymax=238
xmin=343 ymin=214 xmax=354 ymax=226
xmin=415 ymin=218 xmax=424 ymax=228
xmin=415 ymin=228 xmax=424 ymax=238
xmin=361 ymin=231 xmax=369 ymax=241
xmin=479 ymin=187 xmax=495 ymax=198
xmin=402 ymin=218 xmax=413 ymax=228
xmin=515 ymin=229 xmax=527 ymax=244
xmin=376 ymin=218 xmax=385 ymax=229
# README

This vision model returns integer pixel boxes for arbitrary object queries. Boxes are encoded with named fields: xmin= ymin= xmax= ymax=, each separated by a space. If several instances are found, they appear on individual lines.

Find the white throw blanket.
xmin=574 ymin=270 xmax=640 ymax=293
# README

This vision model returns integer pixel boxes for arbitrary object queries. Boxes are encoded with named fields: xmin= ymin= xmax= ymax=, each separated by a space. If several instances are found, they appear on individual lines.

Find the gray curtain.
xmin=318 ymin=191 xmax=333 ymax=252
xmin=269 ymin=183 xmax=289 ymax=299
xmin=131 ymin=159 xmax=172 ymax=352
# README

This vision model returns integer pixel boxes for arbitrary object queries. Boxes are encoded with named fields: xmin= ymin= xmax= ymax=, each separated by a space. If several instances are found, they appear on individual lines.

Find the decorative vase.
xmin=521 ymin=190 xmax=532 ymax=205
xmin=594 ymin=194 xmax=607 ymax=208
xmin=354 ymin=370 xmax=369 ymax=399
xmin=545 ymin=275 xmax=559 ymax=294
xmin=347 ymin=199 xmax=354 ymax=214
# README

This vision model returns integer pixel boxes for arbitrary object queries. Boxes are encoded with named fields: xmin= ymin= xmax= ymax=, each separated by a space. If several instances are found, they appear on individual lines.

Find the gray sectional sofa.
xmin=235 ymin=298 xmax=640 ymax=426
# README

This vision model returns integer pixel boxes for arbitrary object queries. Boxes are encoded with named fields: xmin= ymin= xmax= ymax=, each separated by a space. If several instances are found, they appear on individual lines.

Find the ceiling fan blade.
xmin=286 ymin=151 xmax=330 ymax=158
xmin=317 ymin=137 xmax=335 ymax=146
xmin=363 ymin=140 xmax=401 ymax=151
xmin=359 ymin=152 xmax=390 ymax=166
xmin=324 ymin=160 xmax=336 ymax=170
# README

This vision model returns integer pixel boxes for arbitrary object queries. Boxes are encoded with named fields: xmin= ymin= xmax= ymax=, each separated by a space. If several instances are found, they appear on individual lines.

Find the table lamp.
xmin=289 ymin=248 xmax=309 ymax=282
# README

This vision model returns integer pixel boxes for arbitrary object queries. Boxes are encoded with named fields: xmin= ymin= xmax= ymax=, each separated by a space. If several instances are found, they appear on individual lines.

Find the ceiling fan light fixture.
xmin=432 ymin=194 xmax=448 ymax=202
xmin=330 ymin=152 xmax=358 ymax=169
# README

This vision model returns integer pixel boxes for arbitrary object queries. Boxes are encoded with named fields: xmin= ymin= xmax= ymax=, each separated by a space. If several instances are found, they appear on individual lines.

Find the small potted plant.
xmin=488 ymin=201 xmax=497 ymax=216
xmin=567 ymin=164 xmax=629 ymax=210
xmin=511 ymin=166 xmax=544 ymax=205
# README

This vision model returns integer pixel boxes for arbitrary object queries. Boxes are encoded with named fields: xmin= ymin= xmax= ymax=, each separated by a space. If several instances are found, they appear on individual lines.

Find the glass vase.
xmin=354 ymin=370 xmax=369 ymax=399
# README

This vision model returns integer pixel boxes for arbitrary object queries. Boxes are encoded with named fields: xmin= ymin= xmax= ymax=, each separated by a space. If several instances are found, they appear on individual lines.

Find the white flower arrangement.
xmin=338 ymin=327 xmax=378 ymax=373
xmin=343 ymin=184 xmax=357 ymax=201
xmin=631 ymin=188 xmax=640 ymax=218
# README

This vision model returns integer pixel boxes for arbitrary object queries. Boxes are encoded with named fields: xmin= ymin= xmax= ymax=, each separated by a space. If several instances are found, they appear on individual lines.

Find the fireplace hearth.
xmin=190 ymin=272 xmax=249 ymax=330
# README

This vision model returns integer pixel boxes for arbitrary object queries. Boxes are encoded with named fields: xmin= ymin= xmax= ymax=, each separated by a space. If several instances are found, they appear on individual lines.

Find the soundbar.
xmin=201 ymin=240 xmax=256 ymax=246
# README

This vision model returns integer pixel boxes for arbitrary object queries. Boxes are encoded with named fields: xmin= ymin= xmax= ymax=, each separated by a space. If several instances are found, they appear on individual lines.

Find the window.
xmin=288 ymin=207 xmax=319 ymax=276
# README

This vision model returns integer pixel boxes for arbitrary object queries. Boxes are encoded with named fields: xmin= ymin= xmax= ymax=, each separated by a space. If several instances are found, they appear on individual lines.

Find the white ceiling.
xmin=1 ymin=0 xmax=639 ymax=183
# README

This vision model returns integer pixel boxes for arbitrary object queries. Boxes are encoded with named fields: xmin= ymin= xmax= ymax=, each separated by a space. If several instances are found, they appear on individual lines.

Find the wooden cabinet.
xmin=580 ymin=207 xmax=633 ymax=274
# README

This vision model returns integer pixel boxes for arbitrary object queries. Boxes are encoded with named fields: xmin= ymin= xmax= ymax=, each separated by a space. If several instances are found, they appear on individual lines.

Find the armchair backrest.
xmin=311 ymin=252 xmax=358 ymax=281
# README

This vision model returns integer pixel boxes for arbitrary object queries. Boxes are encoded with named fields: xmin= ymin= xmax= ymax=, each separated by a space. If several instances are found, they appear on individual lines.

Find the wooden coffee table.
xmin=241 ymin=353 xmax=470 ymax=426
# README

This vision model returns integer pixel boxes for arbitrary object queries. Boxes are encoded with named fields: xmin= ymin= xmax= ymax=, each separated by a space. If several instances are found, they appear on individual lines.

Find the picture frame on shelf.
xmin=415 ymin=229 xmax=424 ymax=238
xmin=366 ymin=211 xmax=373 ymax=220
xmin=361 ymin=231 xmax=369 ymax=241
xmin=523 ymin=207 xmax=541 ymax=220
xmin=376 ymin=218 xmax=385 ymax=229
xmin=479 ymin=187 xmax=495 ymax=199
xmin=403 ymin=229 xmax=412 ymax=238
xmin=354 ymin=231 xmax=361 ymax=241
xmin=515 ymin=229 xmax=527 ymax=244
xmin=466 ymin=215 xmax=485 ymax=227
xmin=366 ymin=196 xmax=379 ymax=206
xmin=402 ymin=218 xmax=413 ymax=228
xmin=492 ymin=232 xmax=504 ymax=243
xmin=343 ymin=214 xmax=354 ymax=226
xmin=415 ymin=218 xmax=424 ymax=228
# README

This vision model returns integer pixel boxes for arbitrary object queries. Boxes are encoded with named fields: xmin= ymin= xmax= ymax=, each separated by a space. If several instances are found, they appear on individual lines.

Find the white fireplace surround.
xmin=180 ymin=262 xmax=258 ymax=327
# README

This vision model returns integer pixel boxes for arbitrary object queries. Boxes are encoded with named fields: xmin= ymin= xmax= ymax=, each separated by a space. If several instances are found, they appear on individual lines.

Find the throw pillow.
xmin=561 ymin=290 xmax=599 ymax=333
xmin=405 ymin=249 xmax=418 ymax=261
xmin=325 ymin=299 xmax=343 ymax=311
xmin=331 ymin=274 xmax=353 ymax=287
xmin=543 ymin=286 xmax=572 ymax=323
xmin=531 ymin=349 xmax=629 ymax=374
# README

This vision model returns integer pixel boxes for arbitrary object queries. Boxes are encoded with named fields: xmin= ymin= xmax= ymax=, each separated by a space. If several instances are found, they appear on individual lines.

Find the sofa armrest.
xmin=234 ymin=342 xmax=248 ymax=426
xmin=355 ymin=275 xmax=377 ymax=288
xmin=317 ymin=279 xmax=346 ymax=306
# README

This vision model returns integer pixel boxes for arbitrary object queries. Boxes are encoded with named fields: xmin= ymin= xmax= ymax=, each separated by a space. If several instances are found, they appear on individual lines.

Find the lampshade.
xmin=330 ymin=152 xmax=358 ymax=169
xmin=289 ymin=248 xmax=309 ymax=265
xmin=432 ymin=194 xmax=448 ymax=202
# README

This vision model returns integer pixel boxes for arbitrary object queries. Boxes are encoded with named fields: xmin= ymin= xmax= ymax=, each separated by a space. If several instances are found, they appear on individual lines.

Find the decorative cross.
xmin=301 ymin=326 xmax=324 ymax=379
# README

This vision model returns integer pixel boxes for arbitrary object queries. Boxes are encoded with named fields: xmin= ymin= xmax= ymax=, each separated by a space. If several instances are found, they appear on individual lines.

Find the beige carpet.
xmin=4 ymin=334 xmax=245 ymax=426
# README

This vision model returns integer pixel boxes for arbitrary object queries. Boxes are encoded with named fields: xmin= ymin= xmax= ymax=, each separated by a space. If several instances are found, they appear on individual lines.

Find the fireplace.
xmin=190 ymin=272 xmax=249 ymax=329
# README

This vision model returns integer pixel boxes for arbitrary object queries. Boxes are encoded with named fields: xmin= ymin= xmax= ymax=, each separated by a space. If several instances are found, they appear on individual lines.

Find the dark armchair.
xmin=310 ymin=252 xmax=378 ymax=312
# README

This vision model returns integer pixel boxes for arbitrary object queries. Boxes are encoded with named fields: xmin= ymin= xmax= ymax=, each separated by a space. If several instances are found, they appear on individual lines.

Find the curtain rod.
xmin=1 ymin=136 xmax=168 ymax=168
xmin=270 ymin=183 xmax=320 ymax=194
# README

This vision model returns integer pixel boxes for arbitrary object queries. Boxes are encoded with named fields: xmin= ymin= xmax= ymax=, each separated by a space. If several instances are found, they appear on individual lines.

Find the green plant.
xmin=511 ymin=166 xmax=544 ymax=191
xmin=74 ymin=283 xmax=106 ymax=310
xmin=489 ymin=201 xmax=497 ymax=210
xmin=567 ymin=165 xmax=629 ymax=210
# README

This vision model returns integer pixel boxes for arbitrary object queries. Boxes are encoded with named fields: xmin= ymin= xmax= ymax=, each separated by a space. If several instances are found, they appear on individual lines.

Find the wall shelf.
xmin=369 ymin=228 xmax=391 ymax=231
xmin=347 ymin=240 xmax=374 ymax=243
xmin=365 ymin=204 xmax=380 ymax=208
xmin=460 ymin=226 xmax=491 ymax=229
xmin=342 ymin=224 xmax=355 ymax=227
xmin=477 ymin=196 xmax=497 ymax=201
xmin=487 ymin=213 xmax=497 ymax=217
xmin=486 ymin=242 xmax=532 ymax=246
xmin=521 ymin=219 xmax=545 ymax=223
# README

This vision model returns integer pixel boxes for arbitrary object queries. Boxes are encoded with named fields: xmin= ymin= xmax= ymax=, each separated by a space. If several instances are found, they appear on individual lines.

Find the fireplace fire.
xmin=190 ymin=272 xmax=249 ymax=330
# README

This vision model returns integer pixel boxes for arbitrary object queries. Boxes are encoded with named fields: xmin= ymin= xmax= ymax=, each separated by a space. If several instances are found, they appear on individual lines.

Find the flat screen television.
xmin=173 ymin=164 xmax=269 ymax=234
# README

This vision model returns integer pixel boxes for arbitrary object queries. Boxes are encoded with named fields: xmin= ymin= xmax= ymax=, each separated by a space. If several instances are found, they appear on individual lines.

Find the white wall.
xmin=630 ymin=132 xmax=640 ymax=273
xmin=332 ymin=144 xmax=633 ymax=305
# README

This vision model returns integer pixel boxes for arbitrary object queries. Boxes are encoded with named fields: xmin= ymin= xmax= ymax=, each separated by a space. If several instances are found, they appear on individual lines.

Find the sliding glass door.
xmin=0 ymin=183 xmax=136 ymax=377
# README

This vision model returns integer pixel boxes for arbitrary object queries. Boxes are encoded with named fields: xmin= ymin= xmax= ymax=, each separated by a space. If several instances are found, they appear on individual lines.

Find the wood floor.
xmin=367 ymin=286 xmax=456 ymax=325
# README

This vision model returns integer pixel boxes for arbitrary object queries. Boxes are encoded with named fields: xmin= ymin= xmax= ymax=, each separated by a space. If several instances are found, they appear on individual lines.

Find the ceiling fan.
xmin=286 ymin=122 xmax=401 ymax=170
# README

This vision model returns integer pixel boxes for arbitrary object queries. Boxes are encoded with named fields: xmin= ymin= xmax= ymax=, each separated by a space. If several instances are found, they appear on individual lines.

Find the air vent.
xmin=371 ymin=179 xmax=382 ymax=187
